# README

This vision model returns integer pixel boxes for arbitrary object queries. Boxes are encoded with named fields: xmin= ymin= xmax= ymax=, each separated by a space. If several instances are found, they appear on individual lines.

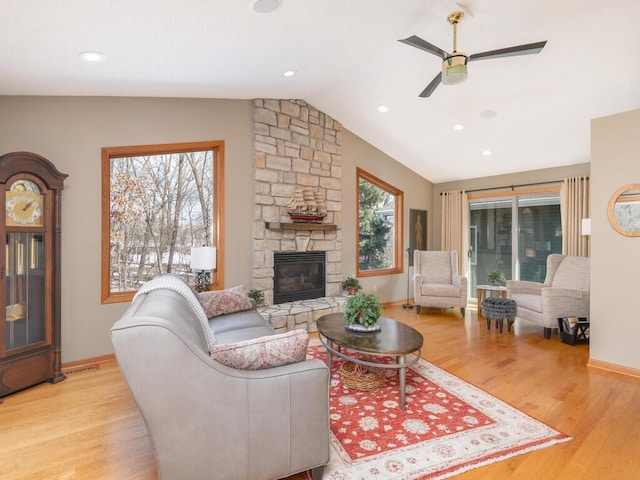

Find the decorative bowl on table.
xmin=345 ymin=322 xmax=381 ymax=332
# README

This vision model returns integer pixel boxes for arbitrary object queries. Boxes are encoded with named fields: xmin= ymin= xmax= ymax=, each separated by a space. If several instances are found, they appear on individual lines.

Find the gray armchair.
xmin=507 ymin=254 xmax=590 ymax=338
xmin=414 ymin=250 xmax=468 ymax=316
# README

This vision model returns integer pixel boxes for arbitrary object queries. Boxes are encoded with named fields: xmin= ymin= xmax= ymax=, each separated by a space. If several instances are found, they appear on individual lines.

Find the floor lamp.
xmin=403 ymin=247 xmax=414 ymax=309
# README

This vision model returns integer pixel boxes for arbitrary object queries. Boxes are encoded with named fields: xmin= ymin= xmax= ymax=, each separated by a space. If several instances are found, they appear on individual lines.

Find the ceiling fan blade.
xmin=468 ymin=41 xmax=547 ymax=62
xmin=399 ymin=35 xmax=449 ymax=60
xmin=419 ymin=72 xmax=442 ymax=97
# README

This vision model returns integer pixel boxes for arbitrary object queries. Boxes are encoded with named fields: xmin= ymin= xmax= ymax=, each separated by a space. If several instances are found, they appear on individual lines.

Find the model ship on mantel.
xmin=286 ymin=187 xmax=327 ymax=223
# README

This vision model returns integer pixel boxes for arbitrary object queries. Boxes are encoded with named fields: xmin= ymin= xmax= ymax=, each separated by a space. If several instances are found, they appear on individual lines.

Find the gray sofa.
xmin=110 ymin=275 xmax=329 ymax=480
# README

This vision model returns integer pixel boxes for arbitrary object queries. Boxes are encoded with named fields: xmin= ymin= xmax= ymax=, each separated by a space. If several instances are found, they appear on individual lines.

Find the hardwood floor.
xmin=1 ymin=304 xmax=639 ymax=480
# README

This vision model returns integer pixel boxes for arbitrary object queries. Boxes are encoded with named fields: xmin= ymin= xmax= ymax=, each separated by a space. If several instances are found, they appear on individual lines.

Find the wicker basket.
xmin=339 ymin=361 xmax=385 ymax=391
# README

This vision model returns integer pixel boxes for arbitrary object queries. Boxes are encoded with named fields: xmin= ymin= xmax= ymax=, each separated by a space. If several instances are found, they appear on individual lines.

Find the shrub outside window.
xmin=357 ymin=168 xmax=403 ymax=277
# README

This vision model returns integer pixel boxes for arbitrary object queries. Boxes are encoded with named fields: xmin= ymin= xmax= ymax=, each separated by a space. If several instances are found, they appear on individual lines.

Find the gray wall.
xmin=0 ymin=96 xmax=254 ymax=362
xmin=341 ymin=130 xmax=434 ymax=302
xmin=591 ymin=108 xmax=640 ymax=371
xmin=0 ymin=96 xmax=432 ymax=362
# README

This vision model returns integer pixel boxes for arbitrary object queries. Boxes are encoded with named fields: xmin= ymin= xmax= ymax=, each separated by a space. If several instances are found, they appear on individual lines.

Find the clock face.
xmin=6 ymin=182 xmax=44 ymax=227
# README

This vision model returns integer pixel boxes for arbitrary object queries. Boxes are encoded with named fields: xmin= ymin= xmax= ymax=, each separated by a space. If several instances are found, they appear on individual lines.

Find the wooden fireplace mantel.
xmin=265 ymin=221 xmax=337 ymax=231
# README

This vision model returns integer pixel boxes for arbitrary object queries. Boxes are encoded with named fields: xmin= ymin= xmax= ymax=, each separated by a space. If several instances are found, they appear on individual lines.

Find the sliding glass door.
xmin=468 ymin=194 xmax=561 ymax=297
xmin=469 ymin=200 xmax=513 ymax=294
xmin=516 ymin=196 xmax=562 ymax=282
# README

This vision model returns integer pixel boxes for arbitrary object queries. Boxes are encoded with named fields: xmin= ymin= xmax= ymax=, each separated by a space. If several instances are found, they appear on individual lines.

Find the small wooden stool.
xmin=481 ymin=297 xmax=517 ymax=333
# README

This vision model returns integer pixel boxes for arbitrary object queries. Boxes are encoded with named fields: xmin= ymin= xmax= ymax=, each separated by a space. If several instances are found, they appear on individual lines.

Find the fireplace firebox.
xmin=273 ymin=251 xmax=325 ymax=304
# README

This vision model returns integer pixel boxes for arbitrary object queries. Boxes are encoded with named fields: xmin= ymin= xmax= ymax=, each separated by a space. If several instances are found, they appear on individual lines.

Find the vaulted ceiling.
xmin=3 ymin=0 xmax=639 ymax=182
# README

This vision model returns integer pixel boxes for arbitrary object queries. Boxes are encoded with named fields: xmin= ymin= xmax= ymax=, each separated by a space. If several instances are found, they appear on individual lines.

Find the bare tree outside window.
xmin=101 ymin=141 xmax=224 ymax=303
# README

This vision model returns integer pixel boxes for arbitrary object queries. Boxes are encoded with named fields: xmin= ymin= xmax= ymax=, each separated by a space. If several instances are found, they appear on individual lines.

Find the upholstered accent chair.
xmin=414 ymin=250 xmax=468 ymax=316
xmin=506 ymin=253 xmax=590 ymax=338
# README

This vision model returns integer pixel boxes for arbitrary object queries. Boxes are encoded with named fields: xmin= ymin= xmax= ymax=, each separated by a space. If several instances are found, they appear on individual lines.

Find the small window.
xmin=357 ymin=168 xmax=403 ymax=276
xmin=101 ymin=141 xmax=224 ymax=303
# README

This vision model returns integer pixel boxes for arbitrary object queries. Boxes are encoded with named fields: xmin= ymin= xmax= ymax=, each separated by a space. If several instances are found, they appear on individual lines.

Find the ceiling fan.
xmin=399 ymin=11 xmax=547 ymax=97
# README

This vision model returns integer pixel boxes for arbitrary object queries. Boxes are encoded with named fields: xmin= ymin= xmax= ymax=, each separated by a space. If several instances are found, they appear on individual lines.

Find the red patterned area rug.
xmin=304 ymin=343 xmax=570 ymax=480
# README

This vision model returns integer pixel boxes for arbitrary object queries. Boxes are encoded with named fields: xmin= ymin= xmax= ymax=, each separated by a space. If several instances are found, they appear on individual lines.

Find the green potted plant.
xmin=344 ymin=293 xmax=384 ymax=331
xmin=247 ymin=289 xmax=265 ymax=306
xmin=341 ymin=276 xmax=362 ymax=295
xmin=487 ymin=269 xmax=506 ymax=286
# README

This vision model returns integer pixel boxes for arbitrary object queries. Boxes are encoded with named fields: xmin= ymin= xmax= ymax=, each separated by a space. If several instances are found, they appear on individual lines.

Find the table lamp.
xmin=190 ymin=246 xmax=216 ymax=292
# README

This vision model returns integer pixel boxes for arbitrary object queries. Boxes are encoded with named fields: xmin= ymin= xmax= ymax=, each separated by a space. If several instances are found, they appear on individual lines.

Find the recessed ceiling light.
xmin=482 ymin=150 xmax=492 ymax=156
xmin=377 ymin=105 xmax=389 ymax=113
xmin=79 ymin=51 xmax=105 ymax=62
xmin=251 ymin=0 xmax=281 ymax=14
xmin=283 ymin=70 xmax=296 ymax=77
xmin=453 ymin=124 xmax=464 ymax=131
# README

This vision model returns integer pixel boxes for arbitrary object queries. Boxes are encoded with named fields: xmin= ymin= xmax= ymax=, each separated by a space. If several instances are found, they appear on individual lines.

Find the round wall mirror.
xmin=608 ymin=183 xmax=640 ymax=237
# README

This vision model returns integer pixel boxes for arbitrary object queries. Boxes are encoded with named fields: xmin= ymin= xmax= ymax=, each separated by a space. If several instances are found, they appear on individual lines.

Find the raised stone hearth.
xmin=258 ymin=296 xmax=345 ymax=333
xmin=252 ymin=99 xmax=343 ymax=314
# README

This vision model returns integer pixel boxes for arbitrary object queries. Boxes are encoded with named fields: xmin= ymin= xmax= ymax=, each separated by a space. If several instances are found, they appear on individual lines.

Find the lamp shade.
xmin=581 ymin=218 xmax=591 ymax=236
xmin=190 ymin=246 xmax=216 ymax=270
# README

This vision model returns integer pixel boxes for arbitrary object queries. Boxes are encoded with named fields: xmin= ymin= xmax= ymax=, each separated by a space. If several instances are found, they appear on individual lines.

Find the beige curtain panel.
xmin=441 ymin=190 xmax=468 ymax=276
xmin=560 ymin=176 xmax=590 ymax=257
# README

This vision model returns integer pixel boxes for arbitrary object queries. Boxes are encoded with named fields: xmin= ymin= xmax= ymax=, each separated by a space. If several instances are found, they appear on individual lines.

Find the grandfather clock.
xmin=0 ymin=152 xmax=67 ymax=402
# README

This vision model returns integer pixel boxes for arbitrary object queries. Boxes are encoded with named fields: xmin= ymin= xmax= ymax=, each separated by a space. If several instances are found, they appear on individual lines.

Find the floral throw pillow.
xmin=210 ymin=330 xmax=309 ymax=370
xmin=197 ymin=285 xmax=253 ymax=318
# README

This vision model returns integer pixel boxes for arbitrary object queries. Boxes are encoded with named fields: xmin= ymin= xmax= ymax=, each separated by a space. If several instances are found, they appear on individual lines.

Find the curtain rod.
xmin=440 ymin=180 xmax=563 ymax=195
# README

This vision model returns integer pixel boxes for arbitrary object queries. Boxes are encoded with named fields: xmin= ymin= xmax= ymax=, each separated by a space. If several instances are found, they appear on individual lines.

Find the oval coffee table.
xmin=316 ymin=313 xmax=424 ymax=410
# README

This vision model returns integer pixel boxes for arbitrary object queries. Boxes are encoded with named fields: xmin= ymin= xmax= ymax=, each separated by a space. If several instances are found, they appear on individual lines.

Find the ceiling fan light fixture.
xmin=441 ymin=54 xmax=468 ymax=85
xmin=399 ymin=9 xmax=546 ymax=97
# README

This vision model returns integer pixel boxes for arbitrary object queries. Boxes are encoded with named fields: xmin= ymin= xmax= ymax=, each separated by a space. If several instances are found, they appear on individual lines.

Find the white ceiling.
xmin=2 ymin=0 xmax=639 ymax=182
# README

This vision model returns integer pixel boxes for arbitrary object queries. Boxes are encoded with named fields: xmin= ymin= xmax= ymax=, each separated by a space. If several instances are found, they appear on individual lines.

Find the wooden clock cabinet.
xmin=0 ymin=152 xmax=67 ymax=402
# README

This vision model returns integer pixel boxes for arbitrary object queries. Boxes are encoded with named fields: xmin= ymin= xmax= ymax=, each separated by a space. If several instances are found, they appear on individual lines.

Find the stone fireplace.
xmin=252 ymin=99 xmax=343 ymax=305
